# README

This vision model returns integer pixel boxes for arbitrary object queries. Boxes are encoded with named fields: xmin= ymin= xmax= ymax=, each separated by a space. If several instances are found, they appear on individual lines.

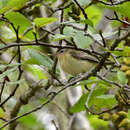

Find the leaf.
xmin=123 ymin=47 xmax=130 ymax=57
xmin=5 ymin=12 xmax=32 ymax=34
xmin=97 ymin=2 xmax=130 ymax=18
xmin=85 ymin=5 xmax=102 ymax=26
xmin=69 ymin=93 xmax=88 ymax=113
xmin=6 ymin=79 xmax=24 ymax=85
xmin=70 ymin=86 xmax=106 ymax=113
xmin=117 ymin=71 xmax=128 ymax=85
xmin=19 ymin=106 xmax=45 ymax=129
xmin=1 ymin=0 xmax=8 ymax=7
xmin=26 ymin=49 xmax=53 ymax=69
xmin=88 ymin=115 xmax=109 ymax=129
xmin=78 ymin=0 xmax=92 ymax=6
xmin=0 ymin=67 xmax=17 ymax=80
xmin=63 ymin=26 xmax=76 ymax=37
xmin=0 ymin=26 xmax=15 ymax=42
xmin=109 ymin=41 xmax=129 ymax=57
xmin=80 ymin=19 xmax=94 ymax=27
xmin=34 ymin=17 xmax=57 ymax=28
xmin=87 ymin=87 xmax=106 ymax=107
xmin=91 ymin=31 xmax=118 ymax=41
xmin=96 ymin=95 xmax=115 ymax=99
xmin=128 ymin=109 xmax=130 ymax=120
xmin=51 ymin=34 xmax=68 ymax=41
xmin=0 ymin=63 xmax=22 ymax=70
xmin=79 ymin=79 xmax=110 ymax=86
xmin=63 ymin=26 xmax=92 ymax=48
xmin=26 ymin=65 xmax=48 ymax=80
xmin=111 ymin=47 xmax=130 ymax=57
xmin=94 ymin=95 xmax=117 ymax=108
xmin=73 ymin=31 xmax=93 ymax=49
xmin=0 ymin=0 xmax=29 ymax=14
xmin=19 ymin=105 xmax=46 ymax=129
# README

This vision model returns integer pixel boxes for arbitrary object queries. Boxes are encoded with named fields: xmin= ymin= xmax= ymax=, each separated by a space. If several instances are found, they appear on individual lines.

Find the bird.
xmin=56 ymin=49 xmax=99 ymax=76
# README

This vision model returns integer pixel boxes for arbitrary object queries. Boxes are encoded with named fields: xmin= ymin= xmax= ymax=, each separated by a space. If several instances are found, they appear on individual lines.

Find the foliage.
xmin=0 ymin=0 xmax=130 ymax=130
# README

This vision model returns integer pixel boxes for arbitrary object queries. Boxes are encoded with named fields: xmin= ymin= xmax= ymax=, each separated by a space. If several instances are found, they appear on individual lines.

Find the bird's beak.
xmin=54 ymin=51 xmax=60 ymax=57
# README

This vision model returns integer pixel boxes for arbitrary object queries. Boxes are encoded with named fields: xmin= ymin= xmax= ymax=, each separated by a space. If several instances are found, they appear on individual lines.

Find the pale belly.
xmin=58 ymin=55 xmax=96 ymax=76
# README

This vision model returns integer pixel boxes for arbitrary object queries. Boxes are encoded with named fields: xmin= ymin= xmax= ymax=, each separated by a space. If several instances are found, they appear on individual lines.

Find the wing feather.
xmin=69 ymin=50 xmax=99 ymax=63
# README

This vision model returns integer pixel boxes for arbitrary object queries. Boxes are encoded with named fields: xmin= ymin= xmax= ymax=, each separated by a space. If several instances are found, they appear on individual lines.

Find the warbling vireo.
xmin=56 ymin=49 xmax=99 ymax=76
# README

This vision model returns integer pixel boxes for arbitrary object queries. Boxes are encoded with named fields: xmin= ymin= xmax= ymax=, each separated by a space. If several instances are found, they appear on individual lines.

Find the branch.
xmin=0 ymin=23 xmax=23 ymax=108
xmin=21 ymin=0 xmax=41 ymax=10
xmin=97 ymin=0 xmax=130 ymax=6
xmin=8 ymin=80 xmax=48 ymax=130
xmin=106 ymin=16 xmax=130 ymax=26
xmin=72 ymin=0 xmax=88 ymax=31
xmin=97 ymin=74 xmax=122 ymax=88
xmin=0 ymin=41 xmax=104 ymax=57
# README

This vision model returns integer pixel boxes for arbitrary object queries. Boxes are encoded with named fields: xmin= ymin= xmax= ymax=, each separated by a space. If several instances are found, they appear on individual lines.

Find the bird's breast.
xmin=58 ymin=54 xmax=95 ymax=76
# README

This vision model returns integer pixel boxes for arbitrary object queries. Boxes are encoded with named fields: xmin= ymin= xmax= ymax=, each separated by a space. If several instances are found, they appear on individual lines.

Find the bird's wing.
xmin=69 ymin=50 xmax=99 ymax=63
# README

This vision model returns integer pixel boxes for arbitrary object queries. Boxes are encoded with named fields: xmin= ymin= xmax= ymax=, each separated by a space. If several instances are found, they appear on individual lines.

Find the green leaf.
xmin=5 ymin=12 xmax=32 ymax=34
xmin=88 ymin=115 xmax=109 ymax=130
xmin=109 ymin=41 xmax=129 ymax=57
xmin=0 ymin=26 xmax=15 ymax=42
xmin=91 ymin=31 xmax=118 ymax=41
xmin=6 ymin=79 xmax=24 ymax=85
xmin=70 ymin=86 xmax=106 ymax=113
xmin=26 ymin=65 xmax=48 ymax=80
xmin=51 ymin=34 xmax=68 ymax=41
xmin=117 ymin=71 xmax=128 ymax=85
xmin=113 ymin=51 xmax=130 ymax=57
xmin=97 ymin=2 xmax=130 ymax=18
xmin=0 ymin=63 xmax=22 ymax=70
xmin=87 ymin=87 xmax=106 ymax=107
xmin=78 ymin=0 xmax=92 ymax=6
xmin=1 ymin=0 xmax=8 ymax=7
xmin=26 ymin=49 xmax=53 ymax=69
xmin=73 ymin=31 xmax=93 ymax=49
xmin=94 ymin=95 xmax=117 ymax=108
xmin=128 ymin=109 xmax=130 ymax=120
xmin=0 ymin=67 xmax=17 ymax=80
xmin=19 ymin=106 xmax=45 ymax=129
xmin=19 ymin=105 xmax=46 ymax=129
xmin=80 ymin=19 xmax=94 ymax=27
xmin=123 ymin=47 xmax=130 ymax=57
xmin=70 ymin=93 xmax=88 ymax=113
xmin=79 ymin=79 xmax=111 ymax=86
xmin=63 ymin=26 xmax=76 ymax=37
xmin=96 ymin=95 xmax=115 ymax=99
xmin=85 ymin=5 xmax=102 ymax=26
xmin=20 ymin=114 xmax=38 ymax=128
xmin=0 ymin=0 xmax=29 ymax=14
xmin=64 ymin=26 xmax=92 ymax=48
xmin=34 ymin=17 xmax=57 ymax=28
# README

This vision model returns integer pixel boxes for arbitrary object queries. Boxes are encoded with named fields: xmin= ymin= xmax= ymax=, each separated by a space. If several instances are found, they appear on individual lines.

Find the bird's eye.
xmin=60 ymin=49 xmax=65 ymax=53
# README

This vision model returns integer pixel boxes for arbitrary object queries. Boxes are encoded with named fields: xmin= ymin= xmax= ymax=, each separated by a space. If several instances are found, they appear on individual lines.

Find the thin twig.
xmin=97 ymin=74 xmax=122 ymax=88
xmin=85 ymin=83 xmax=97 ymax=113
xmin=97 ymin=0 xmax=130 ymax=6
xmin=72 ymin=0 xmax=88 ymax=31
